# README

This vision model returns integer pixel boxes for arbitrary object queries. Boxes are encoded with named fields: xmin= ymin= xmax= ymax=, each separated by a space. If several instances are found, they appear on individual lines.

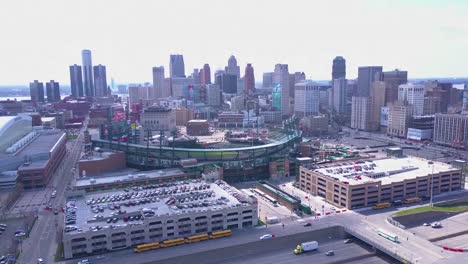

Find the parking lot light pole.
xmin=428 ymin=161 xmax=434 ymax=207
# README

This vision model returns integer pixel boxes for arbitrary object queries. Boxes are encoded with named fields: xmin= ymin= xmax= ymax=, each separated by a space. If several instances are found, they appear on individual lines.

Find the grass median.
xmin=395 ymin=203 xmax=468 ymax=217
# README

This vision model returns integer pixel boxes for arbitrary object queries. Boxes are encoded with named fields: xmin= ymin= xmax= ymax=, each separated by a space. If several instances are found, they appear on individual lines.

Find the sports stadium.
xmin=92 ymin=121 xmax=301 ymax=183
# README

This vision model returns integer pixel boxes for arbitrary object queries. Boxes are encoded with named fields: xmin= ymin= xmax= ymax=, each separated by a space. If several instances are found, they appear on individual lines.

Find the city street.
xmin=18 ymin=117 xmax=89 ymax=264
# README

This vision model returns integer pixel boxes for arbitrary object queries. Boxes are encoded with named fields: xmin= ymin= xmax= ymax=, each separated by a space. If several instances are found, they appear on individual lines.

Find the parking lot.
xmin=0 ymin=218 xmax=31 ymax=258
xmin=10 ymin=188 xmax=53 ymax=215
xmin=241 ymin=188 xmax=297 ymax=224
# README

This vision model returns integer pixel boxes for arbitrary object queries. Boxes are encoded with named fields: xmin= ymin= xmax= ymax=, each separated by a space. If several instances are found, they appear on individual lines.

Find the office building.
xmin=433 ymin=113 xmax=468 ymax=148
xmin=244 ymin=63 xmax=255 ymax=97
xmin=206 ymin=84 xmax=221 ymax=107
xmin=332 ymin=56 xmax=346 ymax=80
xmin=225 ymin=55 xmax=240 ymax=78
xmin=299 ymin=156 xmax=463 ymax=209
xmin=152 ymin=66 xmax=165 ymax=99
xmin=398 ymin=83 xmax=425 ymax=116
xmin=382 ymin=69 xmax=407 ymax=105
xmin=273 ymin=64 xmax=290 ymax=117
xmin=407 ymin=116 xmax=434 ymax=141
xmin=29 ymin=80 xmax=45 ymax=103
xmin=368 ymin=81 xmax=386 ymax=131
xmin=69 ymin=64 xmax=84 ymax=97
xmin=294 ymin=80 xmax=320 ymax=117
xmin=262 ymin=72 xmax=273 ymax=88
xmin=170 ymin=54 xmax=185 ymax=78
xmin=351 ymin=97 xmax=370 ymax=130
xmin=357 ymin=66 xmax=382 ymax=97
xmin=128 ymin=84 xmax=149 ymax=107
xmin=141 ymin=106 xmax=176 ymax=132
xmin=93 ymin=65 xmax=108 ymax=97
xmin=237 ymin=78 xmax=245 ymax=96
xmin=200 ymin=64 xmax=211 ymax=85
xmin=215 ymin=73 xmax=237 ymax=94
xmin=331 ymin=78 xmax=347 ymax=114
xmin=62 ymin=180 xmax=258 ymax=259
xmin=289 ymin=72 xmax=306 ymax=98
xmin=191 ymin=69 xmax=201 ymax=84
xmin=46 ymin=80 xmax=61 ymax=102
xmin=387 ymin=101 xmax=412 ymax=137
xmin=82 ymin=49 xmax=94 ymax=97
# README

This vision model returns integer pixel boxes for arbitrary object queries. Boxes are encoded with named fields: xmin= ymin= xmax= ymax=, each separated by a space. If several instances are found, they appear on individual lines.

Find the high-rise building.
xmin=237 ymin=78 xmax=245 ymax=96
xmin=387 ymin=100 xmax=412 ymax=137
xmin=289 ymin=72 xmax=306 ymax=98
xmin=331 ymin=78 xmax=347 ymax=114
xmin=398 ymin=83 xmax=425 ymax=116
xmin=382 ymin=69 xmax=407 ymax=105
xmin=128 ymin=84 xmax=149 ymax=106
xmin=294 ymin=80 xmax=320 ymax=118
xmin=262 ymin=72 xmax=273 ymax=88
xmin=93 ymin=65 xmax=107 ymax=97
xmin=200 ymin=64 xmax=211 ymax=85
xmin=46 ymin=80 xmax=61 ymax=102
xmin=215 ymin=73 xmax=237 ymax=94
xmin=273 ymin=64 xmax=290 ymax=117
xmin=368 ymin=81 xmax=386 ymax=131
xmin=225 ymin=55 xmax=240 ymax=78
xmin=244 ymin=63 xmax=255 ymax=97
xmin=332 ymin=56 xmax=346 ymax=80
xmin=169 ymin=54 xmax=185 ymax=78
xmin=191 ymin=69 xmax=201 ymax=84
xmin=29 ymin=80 xmax=45 ymax=103
xmin=433 ymin=113 xmax=468 ymax=148
xmin=82 ymin=49 xmax=94 ymax=97
xmin=151 ymin=66 xmax=165 ymax=99
xmin=206 ymin=84 xmax=221 ymax=107
xmin=357 ymin=66 xmax=382 ymax=97
xmin=463 ymin=87 xmax=468 ymax=112
xmin=69 ymin=64 xmax=83 ymax=97
xmin=351 ymin=97 xmax=370 ymax=130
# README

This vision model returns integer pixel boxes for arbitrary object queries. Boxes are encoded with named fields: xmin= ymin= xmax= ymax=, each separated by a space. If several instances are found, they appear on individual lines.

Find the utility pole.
xmin=429 ymin=161 xmax=434 ymax=207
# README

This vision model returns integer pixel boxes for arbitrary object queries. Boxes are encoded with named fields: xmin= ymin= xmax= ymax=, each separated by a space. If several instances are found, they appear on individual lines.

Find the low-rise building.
xmin=298 ymin=156 xmax=463 ymax=209
xmin=186 ymin=120 xmax=209 ymax=136
xmin=63 ymin=180 xmax=258 ymax=258
xmin=141 ymin=106 xmax=176 ymax=132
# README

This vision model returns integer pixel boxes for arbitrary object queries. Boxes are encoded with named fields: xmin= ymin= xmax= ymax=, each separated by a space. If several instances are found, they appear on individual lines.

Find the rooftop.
xmin=75 ymin=168 xmax=189 ymax=188
xmin=65 ymin=180 xmax=254 ymax=234
xmin=307 ymin=156 xmax=457 ymax=186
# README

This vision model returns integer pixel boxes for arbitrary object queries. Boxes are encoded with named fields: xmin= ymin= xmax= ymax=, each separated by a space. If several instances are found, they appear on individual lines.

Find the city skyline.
xmin=1 ymin=0 xmax=468 ymax=85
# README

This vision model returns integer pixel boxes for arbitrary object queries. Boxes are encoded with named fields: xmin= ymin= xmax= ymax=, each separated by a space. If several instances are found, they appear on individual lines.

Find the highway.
xmin=18 ymin=117 xmax=89 ymax=264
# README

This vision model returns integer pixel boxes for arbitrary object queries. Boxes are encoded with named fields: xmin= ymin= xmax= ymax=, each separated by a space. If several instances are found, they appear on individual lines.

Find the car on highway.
xmin=325 ymin=250 xmax=335 ymax=256
xmin=423 ymin=223 xmax=430 ymax=226
xmin=431 ymin=222 xmax=442 ymax=228
xmin=303 ymin=223 xmax=312 ymax=227
xmin=37 ymin=258 xmax=45 ymax=264
xmin=344 ymin=239 xmax=353 ymax=244
xmin=259 ymin=234 xmax=274 ymax=240
xmin=77 ymin=259 xmax=90 ymax=264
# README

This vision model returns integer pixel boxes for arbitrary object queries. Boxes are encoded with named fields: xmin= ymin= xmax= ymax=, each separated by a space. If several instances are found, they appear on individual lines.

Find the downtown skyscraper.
xmin=82 ymin=49 xmax=94 ymax=97
xmin=273 ymin=64 xmax=290 ymax=117
xmin=357 ymin=66 xmax=383 ymax=97
xmin=69 ymin=64 xmax=84 ymax=97
xmin=93 ymin=64 xmax=108 ymax=97
xmin=244 ymin=63 xmax=255 ymax=97
xmin=29 ymin=80 xmax=45 ymax=103
xmin=152 ymin=66 xmax=166 ymax=99
xmin=169 ymin=54 xmax=185 ymax=78
xmin=225 ymin=55 xmax=240 ymax=78
xmin=46 ymin=80 xmax=61 ymax=102
xmin=332 ymin=56 xmax=346 ymax=80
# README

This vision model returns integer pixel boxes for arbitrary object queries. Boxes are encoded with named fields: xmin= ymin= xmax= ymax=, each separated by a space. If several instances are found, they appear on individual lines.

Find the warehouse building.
xmin=63 ymin=180 xmax=258 ymax=258
xmin=298 ymin=156 xmax=463 ymax=209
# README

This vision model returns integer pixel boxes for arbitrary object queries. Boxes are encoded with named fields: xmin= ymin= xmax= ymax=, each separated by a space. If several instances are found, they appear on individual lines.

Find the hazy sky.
xmin=1 ymin=0 xmax=467 ymax=85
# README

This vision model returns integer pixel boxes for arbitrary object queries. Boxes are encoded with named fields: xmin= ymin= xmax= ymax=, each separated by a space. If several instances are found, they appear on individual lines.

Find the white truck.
xmin=294 ymin=241 xmax=319 ymax=254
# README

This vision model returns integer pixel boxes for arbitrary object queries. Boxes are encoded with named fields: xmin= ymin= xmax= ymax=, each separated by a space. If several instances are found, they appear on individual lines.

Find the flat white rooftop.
xmin=312 ymin=156 xmax=458 ymax=186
